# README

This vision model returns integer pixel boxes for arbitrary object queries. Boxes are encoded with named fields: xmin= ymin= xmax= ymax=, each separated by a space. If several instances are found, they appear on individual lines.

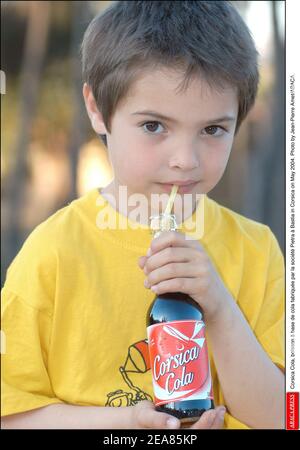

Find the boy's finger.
xmin=189 ymin=409 xmax=217 ymax=429
xmin=138 ymin=256 xmax=147 ymax=269
xmin=138 ymin=408 xmax=180 ymax=429
xmin=210 ymin=407 xmax=226 ymax=429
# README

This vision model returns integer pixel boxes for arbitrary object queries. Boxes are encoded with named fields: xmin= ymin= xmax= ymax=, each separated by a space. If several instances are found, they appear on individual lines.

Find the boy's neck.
xmin=100 ymin=181 xmax=201 ymax=227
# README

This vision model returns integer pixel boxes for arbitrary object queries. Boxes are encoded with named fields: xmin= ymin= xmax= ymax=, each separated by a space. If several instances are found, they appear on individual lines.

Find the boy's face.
xmin=84 ymin=68 xmax=238 ymax=204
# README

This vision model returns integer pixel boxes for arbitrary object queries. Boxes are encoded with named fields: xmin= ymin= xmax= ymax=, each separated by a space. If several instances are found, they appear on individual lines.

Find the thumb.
xmin=143 ymin=410 xmax=181 ymax=429
xmin=135 ymin=402 xmax=181 ymax=429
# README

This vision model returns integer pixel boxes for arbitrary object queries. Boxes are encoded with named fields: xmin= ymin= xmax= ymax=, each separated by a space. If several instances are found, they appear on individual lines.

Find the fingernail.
xmin=167 ymin=417 xmax=180 ymax=429
xmin=219 ymin=408 xmax=226 ymax=418
xmin=146 ymin=248 xmax=152 ymax=257
xmin=144 ymin=279 xmax=150 ymax=288
xmin=208 ymin=411 xmax=216 ymax=426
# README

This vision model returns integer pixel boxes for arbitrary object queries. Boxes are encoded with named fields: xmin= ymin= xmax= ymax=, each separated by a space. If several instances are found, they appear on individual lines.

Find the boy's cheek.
xmin=135 ymin=162 xmax=158 ymax=180
xmin=122 ymin=147 xmax=160 ymax=177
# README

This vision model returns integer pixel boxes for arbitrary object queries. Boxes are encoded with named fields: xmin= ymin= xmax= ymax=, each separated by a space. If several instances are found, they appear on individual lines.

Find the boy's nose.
xmin=168 ymin=148 xmax=200 ymax=171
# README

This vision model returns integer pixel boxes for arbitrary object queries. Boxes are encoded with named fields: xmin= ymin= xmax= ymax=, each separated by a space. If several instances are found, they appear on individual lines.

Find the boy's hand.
xmin=130 ymin=401 xmax=225 ymax=429
xmin=139 ymin=231 xmax=233 ymax=323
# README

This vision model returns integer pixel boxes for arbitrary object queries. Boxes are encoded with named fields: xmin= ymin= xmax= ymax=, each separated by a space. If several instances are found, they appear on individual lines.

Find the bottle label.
xmin=147 ymin=320 xmax=213 ymax=406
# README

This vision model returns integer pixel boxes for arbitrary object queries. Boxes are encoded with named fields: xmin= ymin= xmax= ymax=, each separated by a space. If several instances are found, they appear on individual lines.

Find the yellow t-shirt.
xmin=1 ymin=188 xmax=284 ymax=429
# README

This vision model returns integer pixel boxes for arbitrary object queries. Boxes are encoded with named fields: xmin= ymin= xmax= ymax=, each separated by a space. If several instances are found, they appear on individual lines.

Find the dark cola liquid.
xmin=147 ymin=292 xmax=214 ymax=423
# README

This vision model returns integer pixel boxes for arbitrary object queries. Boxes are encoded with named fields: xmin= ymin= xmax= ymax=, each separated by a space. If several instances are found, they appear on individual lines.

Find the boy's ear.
xmin=82 ymin=83 xmax=107 ymax=134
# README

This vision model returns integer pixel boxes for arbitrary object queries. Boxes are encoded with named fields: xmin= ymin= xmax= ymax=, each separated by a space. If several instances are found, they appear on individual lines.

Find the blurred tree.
xmin=211 ymin=1 xmax=284 ymax=251
xmin=4 ymin=1 xmax=50 ymax=279
xmin=67 ymin=1 xmax=93 ymax=202
xmin=263 ymin=1 xmax=284 ymax=248
xmin=242 ymin=1 xmax=284 ymax=250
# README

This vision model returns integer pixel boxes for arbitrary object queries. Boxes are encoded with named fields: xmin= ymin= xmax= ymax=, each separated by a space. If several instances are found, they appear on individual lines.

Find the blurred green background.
xmin=1 ymin=1 xmax=285 ymax=287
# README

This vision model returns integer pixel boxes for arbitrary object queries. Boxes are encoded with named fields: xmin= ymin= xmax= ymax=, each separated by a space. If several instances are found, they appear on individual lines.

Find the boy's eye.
xmin=202 ymin=125 xmax=226 ymax=136
xmin=141 ymin=121 xmax=165 ymax=134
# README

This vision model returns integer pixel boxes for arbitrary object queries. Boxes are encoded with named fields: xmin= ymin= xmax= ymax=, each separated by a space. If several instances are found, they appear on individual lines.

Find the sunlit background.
xmin=1 ymin=1 xmax=285 ymax=286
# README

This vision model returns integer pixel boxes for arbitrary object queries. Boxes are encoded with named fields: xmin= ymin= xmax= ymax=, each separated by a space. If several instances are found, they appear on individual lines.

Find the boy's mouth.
xmin=157 ymin=180 xmax=199 ymax=194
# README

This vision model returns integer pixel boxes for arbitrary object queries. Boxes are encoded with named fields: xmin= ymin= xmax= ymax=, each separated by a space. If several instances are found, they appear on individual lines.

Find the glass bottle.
xmin=146 ymin=213 xmax=214 ymax=424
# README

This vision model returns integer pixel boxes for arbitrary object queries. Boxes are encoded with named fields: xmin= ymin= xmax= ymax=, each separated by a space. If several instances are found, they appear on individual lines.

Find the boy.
xmin=1 ymin=1 xmax=284 ymax=429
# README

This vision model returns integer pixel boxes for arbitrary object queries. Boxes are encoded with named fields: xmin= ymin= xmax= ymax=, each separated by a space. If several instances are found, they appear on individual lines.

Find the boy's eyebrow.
xmin=131 ymin=110 xmax=236 ymax=124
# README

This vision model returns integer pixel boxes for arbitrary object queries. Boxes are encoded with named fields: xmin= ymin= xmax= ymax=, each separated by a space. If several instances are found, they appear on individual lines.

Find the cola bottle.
xmin=146 ymin=213 xmax=214 ymax=424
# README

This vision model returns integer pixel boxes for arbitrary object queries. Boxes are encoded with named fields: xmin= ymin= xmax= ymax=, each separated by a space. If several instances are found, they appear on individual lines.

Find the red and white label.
xmin=147 ymin=320 xmax=213 ymax=406
xmin=286 ymin=392 xmax=299 ymax=430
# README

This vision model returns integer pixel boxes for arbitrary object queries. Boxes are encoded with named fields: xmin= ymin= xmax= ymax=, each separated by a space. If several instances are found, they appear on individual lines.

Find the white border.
xmin=286 ymin=0 xmax=300 ymax=428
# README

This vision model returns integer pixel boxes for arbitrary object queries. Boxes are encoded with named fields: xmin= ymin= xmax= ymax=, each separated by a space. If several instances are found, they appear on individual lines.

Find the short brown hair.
xmin=81 ymin=1 xmax=259 ymax=143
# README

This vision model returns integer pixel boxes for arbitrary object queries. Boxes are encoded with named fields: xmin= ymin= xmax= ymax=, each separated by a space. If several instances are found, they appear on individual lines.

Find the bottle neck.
xmin=149 ymin=213 xmax=178 ymax=238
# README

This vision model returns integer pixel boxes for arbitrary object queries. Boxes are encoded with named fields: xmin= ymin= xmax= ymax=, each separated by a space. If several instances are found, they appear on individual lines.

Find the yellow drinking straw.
xmin=150 ymin=185 xmax=179 ymax=237
xmin=164 ymin=184 xmax=179 ymax=215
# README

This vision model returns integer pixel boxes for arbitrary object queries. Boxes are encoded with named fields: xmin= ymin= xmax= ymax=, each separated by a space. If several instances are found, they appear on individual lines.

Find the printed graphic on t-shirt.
xmin=105 ymin=339 xmax=153 ymax=407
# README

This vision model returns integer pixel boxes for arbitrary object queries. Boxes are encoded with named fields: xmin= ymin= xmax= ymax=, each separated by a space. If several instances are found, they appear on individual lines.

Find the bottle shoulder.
xmin=147 ymin=292 xmax=204 ymax=325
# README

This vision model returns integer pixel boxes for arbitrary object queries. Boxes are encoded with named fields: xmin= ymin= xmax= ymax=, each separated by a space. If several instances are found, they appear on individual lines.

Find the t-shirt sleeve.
xmin=253 ymin=229 xmax=285 ymax=372
xmin=1 ymin=288 xmax=64 ymax=417
xmin=222 ymin=229 xmax=285 ymax=429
